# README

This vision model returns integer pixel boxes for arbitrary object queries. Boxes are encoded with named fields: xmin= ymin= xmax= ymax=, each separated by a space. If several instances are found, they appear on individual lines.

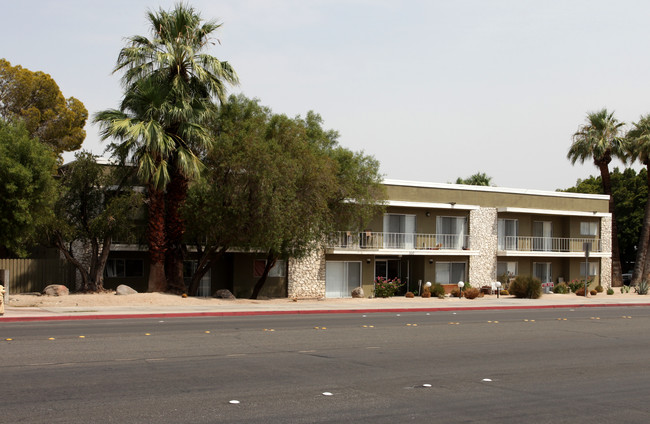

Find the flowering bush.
xmin=374 ymin=277 xmax=402 ymax=298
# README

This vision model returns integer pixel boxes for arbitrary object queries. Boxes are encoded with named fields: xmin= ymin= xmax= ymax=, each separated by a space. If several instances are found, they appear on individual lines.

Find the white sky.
xmin=3 ymin=0 xmax=649 ymax=190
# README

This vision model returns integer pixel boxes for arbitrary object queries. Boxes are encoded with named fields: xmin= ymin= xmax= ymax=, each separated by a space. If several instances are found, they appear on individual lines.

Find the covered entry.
xmin=326 ymin=261 xmax=361 ymax=298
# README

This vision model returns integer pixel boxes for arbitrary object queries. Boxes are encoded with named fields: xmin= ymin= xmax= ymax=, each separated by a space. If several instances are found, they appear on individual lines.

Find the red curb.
xmin=1 ymin=302 xmax=650 ymax=322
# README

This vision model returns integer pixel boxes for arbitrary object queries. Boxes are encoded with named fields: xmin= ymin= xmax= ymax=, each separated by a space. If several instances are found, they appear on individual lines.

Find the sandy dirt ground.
xmin=6 ymin=292 xmax=305 ymax=308
xmin=6 ymin=289 xmax=639 ymax=308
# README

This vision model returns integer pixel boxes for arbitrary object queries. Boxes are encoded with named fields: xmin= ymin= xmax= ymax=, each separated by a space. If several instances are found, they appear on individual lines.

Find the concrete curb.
xmin=2 ymin=302 xmax=650 ymax=322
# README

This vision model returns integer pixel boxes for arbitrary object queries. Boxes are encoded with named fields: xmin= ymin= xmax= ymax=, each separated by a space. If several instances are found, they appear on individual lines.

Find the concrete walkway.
xmin=3 ymin=292 xmax=650 ymax=322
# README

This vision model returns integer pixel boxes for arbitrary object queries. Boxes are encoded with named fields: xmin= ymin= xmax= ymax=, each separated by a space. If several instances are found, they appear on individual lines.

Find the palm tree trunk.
xmin=147 ymin=185 xmax=167 ymax=292
xmin=633 ymin=165 xmax=650 ymax=286
xmin=165 ymin=170 xmax=189 ymax=294
xmin=599 ymin=162 xmax=623 ymax=286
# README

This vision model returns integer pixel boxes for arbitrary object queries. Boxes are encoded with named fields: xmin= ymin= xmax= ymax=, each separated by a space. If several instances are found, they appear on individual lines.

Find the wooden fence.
xmin=0 ymin=258 xmax=74 ymax=294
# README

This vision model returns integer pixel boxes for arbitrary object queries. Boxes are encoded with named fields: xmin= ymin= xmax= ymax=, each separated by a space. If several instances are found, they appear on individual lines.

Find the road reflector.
xmin=322 ymin=392 xmax=333 ymax=396
xmin=48 ymin=338 xmax=55 ymax=340
xmin=79 ymin=336 xmax=85 ymax=338
xmin=229 ymin=400 xmax=240 ymax=404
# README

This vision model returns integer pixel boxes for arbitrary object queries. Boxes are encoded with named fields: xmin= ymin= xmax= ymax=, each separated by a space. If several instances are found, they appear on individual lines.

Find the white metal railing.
xmin=329 ymin=232 xmax=470 ymax=251
xmin=498 ymin=236 xmax=601 ymax=252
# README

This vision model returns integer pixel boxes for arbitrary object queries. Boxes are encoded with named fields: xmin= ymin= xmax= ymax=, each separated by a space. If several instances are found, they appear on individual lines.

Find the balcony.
xmin=328 ymin=231 xmax=470 ymax=252
xmin=498 ymin=236 xmax=601 ymax=254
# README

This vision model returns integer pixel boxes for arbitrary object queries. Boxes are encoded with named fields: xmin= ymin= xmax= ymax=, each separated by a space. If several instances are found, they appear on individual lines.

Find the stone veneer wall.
xmin=600 ymin=215 xmax=613 ymax=289
xmin=288 ymin=250 xmax=326 ymax=298
xmin=469 ymin=208 xmax=498 ymax=287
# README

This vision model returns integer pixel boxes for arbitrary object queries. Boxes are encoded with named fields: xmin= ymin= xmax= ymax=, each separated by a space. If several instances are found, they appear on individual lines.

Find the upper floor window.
xmin=580 ymin=222 xmax=598 ymax=236
xmin=383 ymin=214 xmax=416 ymax=249
xmin=498 ymin=219 xmax=518 ymax=250
xmin=436 ymin=216 xmax=467 ymax=249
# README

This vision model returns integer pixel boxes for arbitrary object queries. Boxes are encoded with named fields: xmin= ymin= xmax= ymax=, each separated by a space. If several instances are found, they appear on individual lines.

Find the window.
xmin=497 ymin=261 xmax=518 ymax=278
xmin=533 ymin=221 xmax=553 ymax=251
xmin=436 ymin=216 xmax=468 ymax=249
xmin=498 ymin=219 xmax=518 ymax=250
xmin=254 ymin=259 xmax=286 ymax=278
xmin=383 ymin=214 xmax=416 ymax=249
xmin=105 ymin=259 xmax=143 ymax=278
xmin=580 ymin=222 xmax=598 ymax=236
xmin=435 ymin=262 xmax=466 ymax=285
xmin=326 ymin=261 xmax=361 ymax=298
xmin=533 ymin=262 xmax=552 ymax=284
xmin=580 ymin=262 xmax=598 ymax=277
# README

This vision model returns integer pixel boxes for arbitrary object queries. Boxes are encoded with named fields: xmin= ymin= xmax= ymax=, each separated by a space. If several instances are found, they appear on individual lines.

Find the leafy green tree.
xmin=0 ymin=59 xmax=87 ymax=155
xmin=47 ymin=152 xmax=143 ymax=292
xmin=183 ymin=95 xmax=385 ymax=298
xmin=94 ymin=3 xmax=238 ymax=293
xmin=568 ymin=109 xmax=628 ymax=286
xmin=563 ymin=168 xmax=646 ymax=276
xmin=455 ymin=172 xmax=493 ymax=186
xmin=0 ymin=120 xmax=57 ymax=256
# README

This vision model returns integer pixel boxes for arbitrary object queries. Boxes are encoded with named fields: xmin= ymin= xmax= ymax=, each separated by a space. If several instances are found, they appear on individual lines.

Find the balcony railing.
xmin=329 ymin=231 xmax=470 ymax=251
xmin=498 ymin=236 xmax=601 ymax=253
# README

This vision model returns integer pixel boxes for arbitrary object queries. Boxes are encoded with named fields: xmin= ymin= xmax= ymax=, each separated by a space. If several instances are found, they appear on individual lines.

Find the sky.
xmin=3 ymin=0 xmax=649 ymax=191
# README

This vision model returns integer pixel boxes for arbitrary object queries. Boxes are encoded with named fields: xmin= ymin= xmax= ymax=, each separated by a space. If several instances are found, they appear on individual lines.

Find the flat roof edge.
xmin=383 ymin=179 xmax=610 ymax=201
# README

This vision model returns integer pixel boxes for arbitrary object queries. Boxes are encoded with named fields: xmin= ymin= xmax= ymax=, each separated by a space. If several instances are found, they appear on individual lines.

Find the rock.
xmin=42 ymin=284 xmax=69 ymax=296
xmin=116 ymin=284 xmax=138 ymax=295
xmin=351 ymin=287 xmax=364 ymax=298
xmin=213 ymin=289 xmax=236 ymax=300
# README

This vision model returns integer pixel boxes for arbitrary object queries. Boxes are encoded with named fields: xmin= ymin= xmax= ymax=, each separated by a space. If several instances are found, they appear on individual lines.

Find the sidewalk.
xmin=3 ymin=292 xmax=650 ymax=322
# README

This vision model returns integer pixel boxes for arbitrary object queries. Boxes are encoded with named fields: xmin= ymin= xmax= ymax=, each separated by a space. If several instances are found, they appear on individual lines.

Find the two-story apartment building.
xmin=286 ymin=179 xmax=611 ymax=298
xmin=96 ymin=178 xmax=611 ymax=298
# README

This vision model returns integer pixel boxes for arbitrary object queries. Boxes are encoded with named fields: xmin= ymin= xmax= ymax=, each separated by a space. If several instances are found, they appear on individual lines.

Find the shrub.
xmin=637 ymin=280 xmax=649 ymax=295
xmin=607 ymin=288 xmax=614 ymax=295
xmin=463 ymin=287 xmax=480 ymax=299
xmin=405 ymin=291 xmax=415 ymax=298
xmin=567 ymin=278 xmax=593 ymax=293
xmin=595 ymin=285 xmax=604 ymax=293
xmin=499 ymin=289 xmax=509 ymax=296
xmin=621 ymin=285 xmax=630 ymax=294
xmin=374 ymin=277 xmax=402 ymax=298
xmin=430 ymin=283 xmax=446 ymax=299
xmin=450 ymin=288 xmax=461 ymax=298
xmin=590 ymin=289 xmax=597 ymax=296
xmin=553 ymin=282 xmax=570 ymax=294
xmin=575 ymin=287 xmax=586 ymax=296
xmin=509 ymin=275 xmax=542 ymax=299
xmin=421 ymin=287 xmax=431 ymax=298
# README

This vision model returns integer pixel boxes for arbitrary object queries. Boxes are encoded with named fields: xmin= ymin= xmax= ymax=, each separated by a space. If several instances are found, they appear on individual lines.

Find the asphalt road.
xmin=2 ymin=307 xmax=650 ymax=423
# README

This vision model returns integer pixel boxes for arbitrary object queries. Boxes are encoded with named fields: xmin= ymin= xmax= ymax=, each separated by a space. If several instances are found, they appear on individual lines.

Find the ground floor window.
xmin=497 ymin=261 xmax=518 ymax=279
xmin=105 ymin=259 xmax=144 ymax=278
xmin=580 ymin=262 xmax=598 ymax=277
xmin=326 ymin=261 xmax=361 ymax=298
xmin=253 ymin=259 xmax=286 ymax=278
xmin=183 ymin=260 xmax=212 ymax=297
xmin=533 ymin=262 xmax=552 ymax=283
xmin=435 ymin=262 xmax=466 ymax=285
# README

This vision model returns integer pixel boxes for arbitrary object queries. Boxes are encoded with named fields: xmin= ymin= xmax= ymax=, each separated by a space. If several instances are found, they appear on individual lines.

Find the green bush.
xmin=500 ymin=289 xmax=509 ymax=296
xmin=595 ymin=285 xmax=604 ymax=293
xmin=430 ymin=283 xmax=446 ymax=299
xmin=509 ymin=275 xmax=542 ymax=299
xmin=621 ymin=285 xmax=630 ymax=294
xmin=637 ymin=280 xmax=649 ymax=295
xmin=553 ymin=282 xmax=570 ymax=294
xmin=607 ymin=288 xmax=614 ymax=295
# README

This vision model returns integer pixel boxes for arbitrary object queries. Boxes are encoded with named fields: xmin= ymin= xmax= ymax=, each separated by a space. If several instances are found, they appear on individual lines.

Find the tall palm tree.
xmin=95 ymin=3 xmax=237 ymax=292
xmin=625 ymin=114 xmax=650 ymax=285
xmin=568 ymin=108 xmax=628 ymax=286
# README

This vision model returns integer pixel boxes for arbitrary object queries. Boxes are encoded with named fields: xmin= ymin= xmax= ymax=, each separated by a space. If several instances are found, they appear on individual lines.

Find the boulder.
xmin=43 ymin=284 xmax=69 ymax=296
xmin=116 ymin=284 xmax=138 ymax=295
xmin=213 ymin=289 xmax=236 ymax=300
xmin=351 ymin=287 xmax=364 ymax=298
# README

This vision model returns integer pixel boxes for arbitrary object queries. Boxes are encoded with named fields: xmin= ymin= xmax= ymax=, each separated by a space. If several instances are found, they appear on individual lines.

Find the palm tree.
xmin=568 ymin=108 xmax=628 ymax=286
xmin=625 ymin=114 xmax=650 ymax=286
xmin=95 ymin=3 xmax=238 ymax=292
xmin=455 ymin=172 xmax=493 ymax=186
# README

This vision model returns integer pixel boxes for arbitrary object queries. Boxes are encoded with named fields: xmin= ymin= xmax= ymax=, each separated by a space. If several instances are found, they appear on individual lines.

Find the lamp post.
xmin=457 ymin=281 xmax=464 ymax=298
xmin=495 ymin=281 xmax=501 ymax=298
